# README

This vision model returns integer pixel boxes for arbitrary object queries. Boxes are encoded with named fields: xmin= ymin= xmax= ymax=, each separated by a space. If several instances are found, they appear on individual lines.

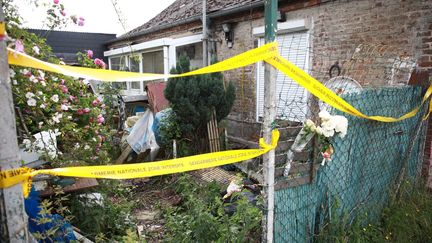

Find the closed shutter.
xmin=256 ymin=31 xmax=309 ymax=122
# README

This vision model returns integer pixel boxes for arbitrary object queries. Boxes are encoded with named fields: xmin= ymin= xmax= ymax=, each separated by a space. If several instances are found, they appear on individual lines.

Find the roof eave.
xmin=106 ymin=0 xmax=266 ymax=45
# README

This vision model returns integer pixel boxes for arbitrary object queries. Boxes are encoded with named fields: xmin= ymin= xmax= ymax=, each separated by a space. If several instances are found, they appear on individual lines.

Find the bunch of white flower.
xmin=304 ymin=119 xmax=316 ymax=132
xmin=317 ymin=110 xmax=348 ymax=138
xmin=25 ymin=92 xmax=37 ymax=107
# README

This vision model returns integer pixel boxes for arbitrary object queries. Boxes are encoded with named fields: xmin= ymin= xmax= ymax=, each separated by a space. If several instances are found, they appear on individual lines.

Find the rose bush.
xmin=7 ymin=22 xmax=116 ymax=167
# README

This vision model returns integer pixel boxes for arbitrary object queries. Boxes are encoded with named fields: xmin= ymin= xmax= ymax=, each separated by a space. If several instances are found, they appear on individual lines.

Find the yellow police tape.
xmin=7 ymin=42 xmax=278 ymax=82
xmin=0 ymin=130 xmax=279 ymax=197
xmin=267 ymin=55 xmax=432 ymax=122
xmin=3 ymin=41 xmax=432 ymax=196
xmin=7 ymin=42 xmax=432 ymax=122
xmin=0 ymin=22 xmax=5 ymax=36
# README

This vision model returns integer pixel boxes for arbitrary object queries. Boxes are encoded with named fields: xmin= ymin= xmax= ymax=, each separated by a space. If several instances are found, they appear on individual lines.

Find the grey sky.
xmin=17 ymin=0 xmax=177 ymax=35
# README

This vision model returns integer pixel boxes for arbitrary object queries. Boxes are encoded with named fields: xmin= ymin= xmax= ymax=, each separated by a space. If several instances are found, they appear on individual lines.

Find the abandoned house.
xmin=104 ymin=0 xmax=432 ymax=184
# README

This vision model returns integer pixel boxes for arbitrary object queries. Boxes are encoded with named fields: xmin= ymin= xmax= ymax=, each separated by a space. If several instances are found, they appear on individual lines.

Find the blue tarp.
xmin=25 ymin=187 xmax=77 ymax=242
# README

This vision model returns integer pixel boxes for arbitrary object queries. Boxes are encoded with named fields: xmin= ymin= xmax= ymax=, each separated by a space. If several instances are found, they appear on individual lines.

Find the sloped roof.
xmin=27 ymin=29 xmax=115 ymax=64
xmin=114 ymin=0 xmax=263 ymax=42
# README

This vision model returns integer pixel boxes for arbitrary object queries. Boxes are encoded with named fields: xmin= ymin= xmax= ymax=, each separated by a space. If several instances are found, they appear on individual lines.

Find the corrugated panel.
xmin=146 ymin=82 xmax=169 ymax=113
xmin=257 ymin=31 xmax=309 ymax=122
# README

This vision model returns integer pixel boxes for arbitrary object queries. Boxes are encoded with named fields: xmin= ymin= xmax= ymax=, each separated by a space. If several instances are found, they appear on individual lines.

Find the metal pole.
xmin=262 ymin=0 xmax=277 ymax=242
xmin=202 ymin=0 xmax=208 ymax=66
xmin=0 ymin=5 xmax=30 ymax=242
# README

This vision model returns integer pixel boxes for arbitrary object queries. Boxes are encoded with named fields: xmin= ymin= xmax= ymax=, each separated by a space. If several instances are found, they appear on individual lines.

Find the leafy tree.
xmin=164 ymin=55 xmax=235 ymax=154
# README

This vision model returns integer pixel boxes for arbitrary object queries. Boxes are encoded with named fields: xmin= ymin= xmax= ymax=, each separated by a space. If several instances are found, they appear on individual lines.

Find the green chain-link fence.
xmin=273 ymin=86 xmax=426 ymax=242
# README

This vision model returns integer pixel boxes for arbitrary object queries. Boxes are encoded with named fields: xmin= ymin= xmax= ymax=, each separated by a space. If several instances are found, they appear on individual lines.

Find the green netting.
xmin=273 ymin=86 xmax=426 ymax=242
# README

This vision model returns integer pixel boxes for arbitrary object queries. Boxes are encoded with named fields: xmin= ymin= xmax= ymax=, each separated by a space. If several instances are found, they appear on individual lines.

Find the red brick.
xmin=419 ymin=61 xmax=432 ymax=67
xmin=424 ymin=50 xmax=432 ymax=55
xmin=423 ymin=37 xmax=432 ymax=43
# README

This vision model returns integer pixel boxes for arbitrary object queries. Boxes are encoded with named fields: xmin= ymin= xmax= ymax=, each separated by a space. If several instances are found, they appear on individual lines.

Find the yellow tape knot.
xmin=258 ymin=129 xmax=280 ymax=151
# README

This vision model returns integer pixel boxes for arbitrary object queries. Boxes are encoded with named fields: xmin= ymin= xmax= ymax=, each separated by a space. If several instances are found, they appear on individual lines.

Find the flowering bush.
xmin=6 ymin=24 xmax=116 ymax=167
xmin=304 ymin=110 xmax=348 ymax=166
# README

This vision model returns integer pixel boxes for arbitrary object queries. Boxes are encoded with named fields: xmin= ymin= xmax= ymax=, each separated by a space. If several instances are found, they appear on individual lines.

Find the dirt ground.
xmin=127 ymin=176 xmax=181 ymax=242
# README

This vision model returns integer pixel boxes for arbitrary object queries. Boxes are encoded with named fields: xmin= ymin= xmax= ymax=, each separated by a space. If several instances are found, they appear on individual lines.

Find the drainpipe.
xmin=202 ymin=0 xmax=208 ymax=66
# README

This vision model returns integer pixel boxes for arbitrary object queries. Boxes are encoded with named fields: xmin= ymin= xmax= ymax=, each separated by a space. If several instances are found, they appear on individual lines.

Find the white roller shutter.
xmin=256 ymin=31 xmax=309 ymax=122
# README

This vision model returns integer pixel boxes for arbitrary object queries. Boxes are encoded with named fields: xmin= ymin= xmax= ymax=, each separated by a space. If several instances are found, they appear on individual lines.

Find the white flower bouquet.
xmin=283 ymin=109 xmax=348 ymax=177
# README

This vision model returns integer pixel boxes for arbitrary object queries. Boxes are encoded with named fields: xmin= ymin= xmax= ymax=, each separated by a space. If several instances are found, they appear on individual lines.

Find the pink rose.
xmin=53 ymin=0 xmax=59 ymax=4
xmin=24 ymin=71 xmax=32 ymax=77
xmin=87 ymin=50 xmax=93 ymax=59
xmin=69 ymin=95 xmax=76 ymax=102
xmin=97 ymin=114 xmax=104 ymax=124
xmin=60 ymin=79 xmax=65 ymax=85
xmin=14 ymin=39 xmax=24 ymax=53
xmin=77 ymin=108 xmax=84 ymax=115
xmin=78 ymin=20 xmax=84 ymax=27
xmin=79 ymin=17 xmax=85 ymax=21
xmin=94 ymin=58 xmax=106 ymax=69
xmin=91 ymin=99 xmax=100 ymax=107
xmin=60 ymin=10 xmax=66 ymax=16
xmin=83 ymin=107 xmax=91 ymax=113
xmin=59 ymin=84 xmax=68 ymax=93
xmin=89 ymin=117 xmax=94 ymax=123
xmin=322 ymin=152 xmax=332 ymax=161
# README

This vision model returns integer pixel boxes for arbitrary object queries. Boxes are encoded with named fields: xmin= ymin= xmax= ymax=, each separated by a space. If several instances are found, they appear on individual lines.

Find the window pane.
xmin=130 ymin=81 xmax=141 ymax=89
xmin=176 ymin=43 xmax=203 ymax=69
xmin=142 ymin=51 xmax=164 ymax=74
xmin=109 ymin=57 xmax=127 ymax=90
xmin=130 ymin=55 xmax=140 ymax=72
xmin=128 ymin=55 xmax=141 ymax=90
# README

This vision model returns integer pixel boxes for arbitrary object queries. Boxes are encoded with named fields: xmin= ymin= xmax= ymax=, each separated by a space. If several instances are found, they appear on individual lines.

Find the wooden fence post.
xmin=0 ymin=5 xmax=29 ymax=242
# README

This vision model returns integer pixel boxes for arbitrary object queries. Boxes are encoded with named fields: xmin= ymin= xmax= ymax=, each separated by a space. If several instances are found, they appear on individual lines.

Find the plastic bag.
xmin=126 ymin=109 xmax=160 ymax=155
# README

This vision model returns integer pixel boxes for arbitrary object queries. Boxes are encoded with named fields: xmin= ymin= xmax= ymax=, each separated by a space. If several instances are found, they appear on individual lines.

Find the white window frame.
xmin=254 ymin=19 xmax=311 ymax=121
xmin=105 ymin=34 xmax=203 ymax=96
xmin=108 ymin=54 xmax=143 ymax=95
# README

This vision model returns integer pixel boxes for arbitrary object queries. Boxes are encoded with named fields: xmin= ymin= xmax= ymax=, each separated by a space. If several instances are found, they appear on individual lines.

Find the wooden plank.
xmin=274 ymin=163 xmax=310 ymax=177
xmin=227 ymin=135 xmax=259 ymax=148
xmin=115 ymin=144 xmax=133 ymax=164
xmin=274 ymin=175 xmax=311 ymax=190
xmin=39 ymin=178 xmax=99 ymax=197
xmin=207 ymin=110 xmax=220 ymax=153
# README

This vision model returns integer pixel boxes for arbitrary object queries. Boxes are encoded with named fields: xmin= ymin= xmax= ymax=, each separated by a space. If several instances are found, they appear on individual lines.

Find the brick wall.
xmin=210 ymin=0 xmax=432 ymax=120
xmin=212 ymin=0 xmax=432 ymax=184
xmin=108 ymin=0 xmax=432 ymax=183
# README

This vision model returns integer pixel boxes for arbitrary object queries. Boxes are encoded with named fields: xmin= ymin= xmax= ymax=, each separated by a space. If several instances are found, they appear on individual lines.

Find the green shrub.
xmin=315 ymin=182 xmax=432 ymax=243
xmin=163 ymin=55 xmax=235 ymax=154
xmin=163 ymin=174 xmax=262 ymax=242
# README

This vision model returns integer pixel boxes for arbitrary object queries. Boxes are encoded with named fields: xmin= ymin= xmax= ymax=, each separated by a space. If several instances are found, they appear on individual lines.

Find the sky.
xmin=16 ymin=0 xmax=177 ymax=36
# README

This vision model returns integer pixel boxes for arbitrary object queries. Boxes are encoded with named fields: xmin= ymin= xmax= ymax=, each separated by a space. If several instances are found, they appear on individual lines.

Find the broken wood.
xmin=39 ymin=178 xmax=99 ymax=197
xmin=207 ymin=109 xmax=220 ymax=152
xmin=116 ymin=144 xmax=133 ymax=164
